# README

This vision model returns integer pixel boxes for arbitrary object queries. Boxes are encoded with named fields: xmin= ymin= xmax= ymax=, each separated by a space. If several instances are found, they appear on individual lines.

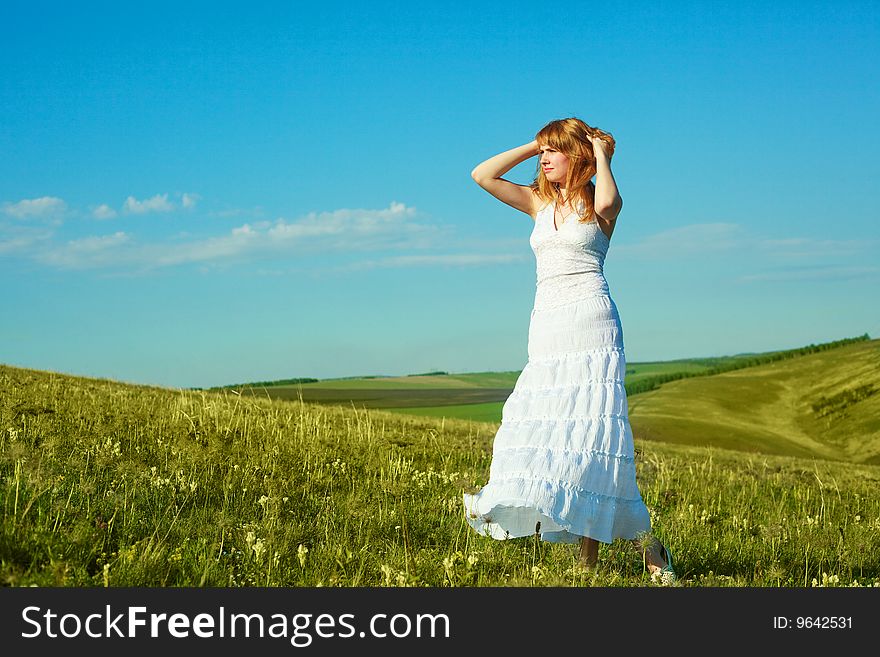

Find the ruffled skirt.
xmin=463 ymin=293 xmax=652 ymax=544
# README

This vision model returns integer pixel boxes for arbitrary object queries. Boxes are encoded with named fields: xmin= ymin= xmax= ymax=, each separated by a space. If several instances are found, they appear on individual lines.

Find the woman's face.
xmin=538 ymin=144 xmax=570 ymax=184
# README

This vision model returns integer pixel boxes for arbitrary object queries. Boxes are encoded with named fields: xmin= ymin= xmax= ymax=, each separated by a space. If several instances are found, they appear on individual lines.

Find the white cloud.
xmin=35 ymin=232 xmax=130 ymax=269
xmin=256 ymin=201 xmax=441 ymax=252
xmin=337 ymin=253 xmax=529 ymax=272
xmin=612 ymin=222 xmax=744 ymax=260
xmin=0 ymin=231 xmax=54 ymax=254
xmin=2 ymin=196 xmax=66 ymax=220
xmin=29 ymin=201 xmax=446 ymax=271
xmin=181 ymin=192 xmax=200 ymax=209
xmin=16 ymin=203 xmax=880 ymax=283
xmin=754 ymin=236 xmax=868 ymax=259
xmin=611 ymin=222 xmax=877 ymax=267
xmin=152 ymin=201 xmax=438 ymax=267
xmin=738 ymin=265 xmax=880 ymax=283
xmin=123 ymin=194 xmax=174 ymax=214
xmin=0 ymin=216 xmax=56 ymax=255
xmin=92 ymin=204 xmax=118 ymax=220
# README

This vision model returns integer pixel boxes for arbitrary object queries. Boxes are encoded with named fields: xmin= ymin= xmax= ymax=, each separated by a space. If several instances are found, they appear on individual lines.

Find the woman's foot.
xmin=633 ymin=534 xmax=678 ymax=585
xmin=578 ymin=536 xmax=599 ymax=568
xmin=649 ymin=542 xmax=678 ymax=586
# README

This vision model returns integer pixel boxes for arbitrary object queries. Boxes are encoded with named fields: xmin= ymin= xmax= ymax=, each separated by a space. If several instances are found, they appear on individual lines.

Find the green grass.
xmin=2 ymin=362 xmax=879 ymax=587
xmin=629 ymin=338 xmax=880 ymax=464
xmin=383 ymin=402 xmax=505 ymax=424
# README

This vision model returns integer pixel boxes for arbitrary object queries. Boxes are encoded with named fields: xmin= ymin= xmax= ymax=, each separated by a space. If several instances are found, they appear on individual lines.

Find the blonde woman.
xmin=462 ymin=117 xmax=676 ymax=585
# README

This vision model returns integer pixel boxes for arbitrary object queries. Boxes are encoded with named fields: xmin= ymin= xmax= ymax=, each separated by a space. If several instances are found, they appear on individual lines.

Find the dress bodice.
xmin=529 ymin=200 xmax=611 ymax=309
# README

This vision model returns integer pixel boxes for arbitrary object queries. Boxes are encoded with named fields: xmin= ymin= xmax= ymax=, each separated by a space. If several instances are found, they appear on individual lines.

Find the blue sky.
xmin=2 ymin=0 xmax=878 ymax=389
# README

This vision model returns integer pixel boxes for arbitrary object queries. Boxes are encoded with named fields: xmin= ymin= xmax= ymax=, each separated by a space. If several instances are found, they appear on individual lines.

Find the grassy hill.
xmin=212 ymin=336 xmax=871 ymax=417
xmin=205 ymin=335 xmax=879 ymax=465
xmin=1 ymin=361 xmax=879 ymax=587
xmin=629 ymin=337 xmax=880 ymax=464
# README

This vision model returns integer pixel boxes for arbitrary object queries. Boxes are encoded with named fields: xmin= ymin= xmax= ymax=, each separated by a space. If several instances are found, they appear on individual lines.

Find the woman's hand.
xmin=590 ymin=135 xmax=611 ymax=160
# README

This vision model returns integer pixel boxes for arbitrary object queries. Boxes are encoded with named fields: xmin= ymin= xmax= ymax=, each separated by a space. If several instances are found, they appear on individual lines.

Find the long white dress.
xmin=462 ymin=199 xmax=652 ymax=544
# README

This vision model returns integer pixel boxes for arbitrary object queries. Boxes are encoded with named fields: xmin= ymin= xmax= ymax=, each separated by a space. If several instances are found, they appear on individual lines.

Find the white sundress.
xmin=462 ymin=199 xmax=652 ymax=544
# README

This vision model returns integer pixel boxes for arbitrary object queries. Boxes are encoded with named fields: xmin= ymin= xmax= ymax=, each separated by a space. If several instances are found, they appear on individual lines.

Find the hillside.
xmin=629 ymin=338 xmax=880 ymax=464
xmin=210 ymin=336 xmax=871 ymax=418
xmin=1 ymin=362 xmax=879 ymax=587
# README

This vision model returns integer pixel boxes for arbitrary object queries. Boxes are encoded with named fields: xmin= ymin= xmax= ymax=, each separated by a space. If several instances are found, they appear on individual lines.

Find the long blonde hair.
xmin=531 ymin=117 xmax=616 ymax=223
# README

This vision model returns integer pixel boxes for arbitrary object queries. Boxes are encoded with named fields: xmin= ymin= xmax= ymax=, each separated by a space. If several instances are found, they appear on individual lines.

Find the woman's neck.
xmin=555 ymin=186 xmax=571 ymax=207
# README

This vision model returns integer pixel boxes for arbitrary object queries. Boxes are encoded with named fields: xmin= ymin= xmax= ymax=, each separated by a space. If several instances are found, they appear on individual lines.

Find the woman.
xmin=462 ymin=117 xmax=677 ymax=585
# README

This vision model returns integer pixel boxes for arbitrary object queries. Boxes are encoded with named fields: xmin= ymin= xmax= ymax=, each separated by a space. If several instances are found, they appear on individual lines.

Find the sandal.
xmin=651 ymin=542 xmax=678 ymax=586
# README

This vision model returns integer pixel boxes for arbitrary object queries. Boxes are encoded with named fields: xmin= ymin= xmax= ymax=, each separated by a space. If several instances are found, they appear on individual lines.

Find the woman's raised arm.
xmin=470 ymin=140 xmax=542 ymax=218
xmin=590 ymin=136 xmax=622 ymax=222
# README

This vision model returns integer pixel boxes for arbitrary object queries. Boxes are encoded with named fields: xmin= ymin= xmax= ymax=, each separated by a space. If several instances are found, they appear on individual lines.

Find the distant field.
xmin=382 ymin=402 xmax=505 ymax=424
xmin=629 ymin=337 xmax=880 ymax=464
xmin=222 ymin=337 xmax=870 ymax=424
xmin=211 ymin=335 xmax=880 ymax=465
xmin=223 ymin=358 xmax=757 ymax=414
xmin=295 ymin=372 xmax=524 ymax=389
xmin=250 ymin=387 xmax=514 ymax=409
